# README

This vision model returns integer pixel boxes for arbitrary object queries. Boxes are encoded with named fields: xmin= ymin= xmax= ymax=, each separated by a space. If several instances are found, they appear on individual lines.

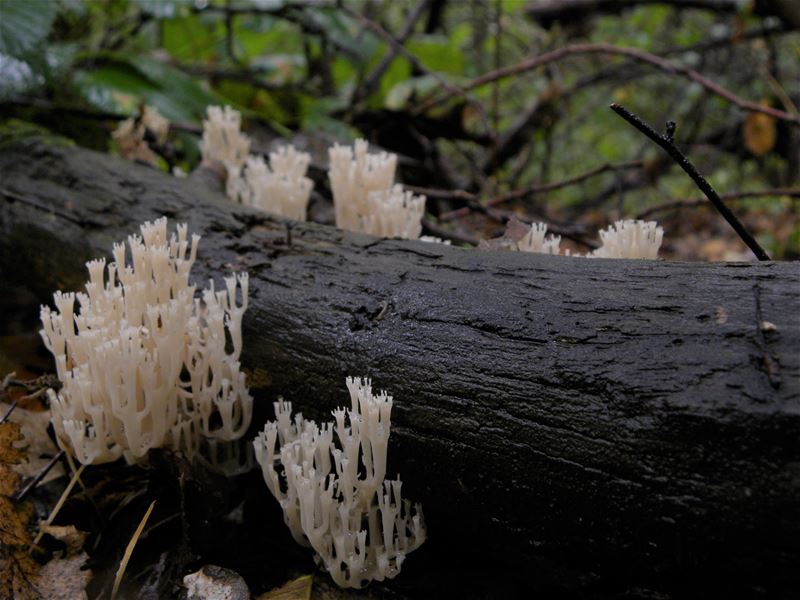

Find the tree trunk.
xmin=1 ymin=138 xmax=798 ymax=597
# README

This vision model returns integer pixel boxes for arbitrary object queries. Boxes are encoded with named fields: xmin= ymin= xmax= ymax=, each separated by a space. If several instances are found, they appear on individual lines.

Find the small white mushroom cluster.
xmin=590 ymin=219 xmax=664 ymax=259
xmin=239 ymin=146 xmax=313 ymax=221
xmin=40 ymin=218 xmax=252 ymax=465
xmin=328 ymin=139 xmax=428 ymax=240
xmin=253 ymin=377 xmax=425 ymax=588
xmin=361 ymin=184 xmax=426 ymax=240
xmin=480 ymin=216 xmax=561 ymax=254
xmin=514 ymin=221 xmax=561 ymax=255
xmin=200 ymin=105 xmax=313 ymax=220
xmin=200 ymin=105 xmax=251 ymax=201
xmin=483 ymin=216 xmax=664 ymax=259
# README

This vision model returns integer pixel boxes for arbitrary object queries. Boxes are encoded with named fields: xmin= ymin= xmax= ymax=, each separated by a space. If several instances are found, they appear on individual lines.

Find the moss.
xmin=0 ymin=119 xmax=72 ymax=150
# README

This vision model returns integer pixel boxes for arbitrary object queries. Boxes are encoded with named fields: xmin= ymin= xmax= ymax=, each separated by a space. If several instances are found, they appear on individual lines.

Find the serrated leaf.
xmin=0 ymin=0 xmax=57 ymax=58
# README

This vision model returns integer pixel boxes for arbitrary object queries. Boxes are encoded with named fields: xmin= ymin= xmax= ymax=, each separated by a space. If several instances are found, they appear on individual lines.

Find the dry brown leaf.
xmin=0 ymin=422 xmax=41 ymax=600
xmin=33 ymin=552 xmax=91 ymax=600
xmin=744 ymin=111 xmax=777 ymax=157
xmin=39 ymin=525 xmax=88 ymax=556
xmin=256 ymin=574 xmax=313 ymax=600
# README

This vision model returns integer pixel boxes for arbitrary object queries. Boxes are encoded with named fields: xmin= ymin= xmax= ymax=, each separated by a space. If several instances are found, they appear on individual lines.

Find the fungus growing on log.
xmin=39 ymin=218 xmax=252 ymax=465
xmin=200 ymin=105 xmax=251 ymax=201
xmin=253 ymin=377 xmax=425 ymax=588
xmin=362 ymin=185 xmax=426 ymax=240
xmin=591 ymin=219 xmax=664 ymax=259
xmin=238 ymin=146 xmax=313 ymax=221
xmin=328 ymin=139 xmax=397 ymax=234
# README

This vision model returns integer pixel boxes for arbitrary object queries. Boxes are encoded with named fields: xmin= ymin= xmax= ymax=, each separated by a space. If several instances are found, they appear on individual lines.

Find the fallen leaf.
xmin=257 ymin=574 xmax=313 ymax=600
xmin=39 ymin=525 xmax=88 ymax=556
xmin=743 ymin=111 xmax=776 ymax=157
xmin=0 ymin=422 xmax=41 ymax=600
xmin=33 ymin=552 xmax=91 ymax=600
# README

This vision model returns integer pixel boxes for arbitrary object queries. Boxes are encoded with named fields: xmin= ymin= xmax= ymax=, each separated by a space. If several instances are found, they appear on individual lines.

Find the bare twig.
xmin=14 ymin=450 xmax=65 ymax=502
xmin=637 ymin=188 xmax=800 ymax=219
xmin=421 ymin=219 xmax=480 ymax=246
xmin=415 ymin=43 xmax=800 ymax=125
xmin=223 ymin=0 xmax=243 ymax=66
xmin=0 ymin=401 xmax=17 ymax=424
xmin=31 ymin=463 xmax=86 ymax=549
xmin=610 ymin=103 xmax=770 ymax=260
xmin=413 ymin=160 xmax=643 ymax=222
xmin=353 ymin=0 xmax=431 ymax=103
xmin=341 ymin=4 xmax=493 ymax=134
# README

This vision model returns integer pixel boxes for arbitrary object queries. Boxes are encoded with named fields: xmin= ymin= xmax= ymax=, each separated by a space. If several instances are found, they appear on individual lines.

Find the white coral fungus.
xmin=40 ymin=218 xmax=252 ymax=465
xmin=239 ymin=146 xmax=313 ymax=220
xmin=200 ymin=105 xmax=251 ymax=200
xmin=591 ymin=219 xmax=664 ymax=259
xmin=363 ymin=185 xmax=426 ymax=240
xmin=328 ymin=139 xmax=397 ymax=233
xmin=514 ymin=221 xmax=561 ymax=255
xmin=253 ymin=377 xmax=426 ymax=588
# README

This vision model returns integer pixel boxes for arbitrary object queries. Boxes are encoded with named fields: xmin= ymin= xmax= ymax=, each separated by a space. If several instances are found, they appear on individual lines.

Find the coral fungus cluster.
xmin=40 ymin=218 xmax=252 ymax=465
xmin=253 ymin=377 xmax=426 ymax=588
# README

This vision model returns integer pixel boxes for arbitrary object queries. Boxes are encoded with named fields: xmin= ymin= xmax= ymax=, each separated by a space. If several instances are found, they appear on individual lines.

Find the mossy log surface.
xmin=1 ymin=138 xmax=799 ymax=597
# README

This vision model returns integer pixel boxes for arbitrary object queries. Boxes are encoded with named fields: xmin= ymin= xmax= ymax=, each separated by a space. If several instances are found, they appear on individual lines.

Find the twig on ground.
xmin=31 ymin=463 xmax=87 ymax=549
xmin=111 ymin=500 xmax=157 ymax=600
xmin=610 ymin=103 xmax=770 ymax=260
xmin=14 ymin=450 xmax=65 ymax=502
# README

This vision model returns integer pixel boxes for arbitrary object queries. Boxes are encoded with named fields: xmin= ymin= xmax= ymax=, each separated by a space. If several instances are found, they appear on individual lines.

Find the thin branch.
xmin=223 ymin=0 xmax=243 ymax=66
xmin=353 ymin=0 xmax=431 ymax=103
xmin=610 ymin=103 xmax=770 ymax=260
xmin=412 ymin=160 xmax=643 ymax=221
xmin=486 ymin=160 xmax=644 ymax=207
xmin=421 ymin=219 xmax=480 ymax=246
xmin=14 ymin=451 xmax=65 ymax=502
xmin=340 ymin=4 xmax=493 ymax=134
xmin=637 ymin=188 xmax=800 ymax=219
xmin=414 ymin=43 xmax=800 ymax=125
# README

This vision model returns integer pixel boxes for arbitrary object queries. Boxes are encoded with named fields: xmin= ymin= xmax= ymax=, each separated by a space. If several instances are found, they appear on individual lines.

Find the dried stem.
xmin=610 ymin=103 xmax=770 ymax=261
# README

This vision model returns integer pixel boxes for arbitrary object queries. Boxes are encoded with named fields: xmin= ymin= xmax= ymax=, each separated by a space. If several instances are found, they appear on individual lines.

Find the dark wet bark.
xmin=1 ymin=138 xmax=798 ymax=597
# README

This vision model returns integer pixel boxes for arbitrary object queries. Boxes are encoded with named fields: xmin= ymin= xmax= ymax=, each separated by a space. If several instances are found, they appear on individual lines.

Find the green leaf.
xmin=0 ymin=0 xmax=57 ymax=58
xmin=132 ymin=0 xmax=194 ymax=19
xmin=384 ymin=75 xmax=439 ymax=111
xmin=74 ymin=53 xmax=219 ymax=122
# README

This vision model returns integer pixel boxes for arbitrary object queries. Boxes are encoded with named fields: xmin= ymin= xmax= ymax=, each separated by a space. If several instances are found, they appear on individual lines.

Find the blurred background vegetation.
xmin=1 ymin=0 xmax=798 ymax=259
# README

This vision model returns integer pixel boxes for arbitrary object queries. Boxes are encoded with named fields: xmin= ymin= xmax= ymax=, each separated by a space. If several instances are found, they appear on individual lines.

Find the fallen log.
xmin=1 ymin=137 xmax=799 ymax=597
